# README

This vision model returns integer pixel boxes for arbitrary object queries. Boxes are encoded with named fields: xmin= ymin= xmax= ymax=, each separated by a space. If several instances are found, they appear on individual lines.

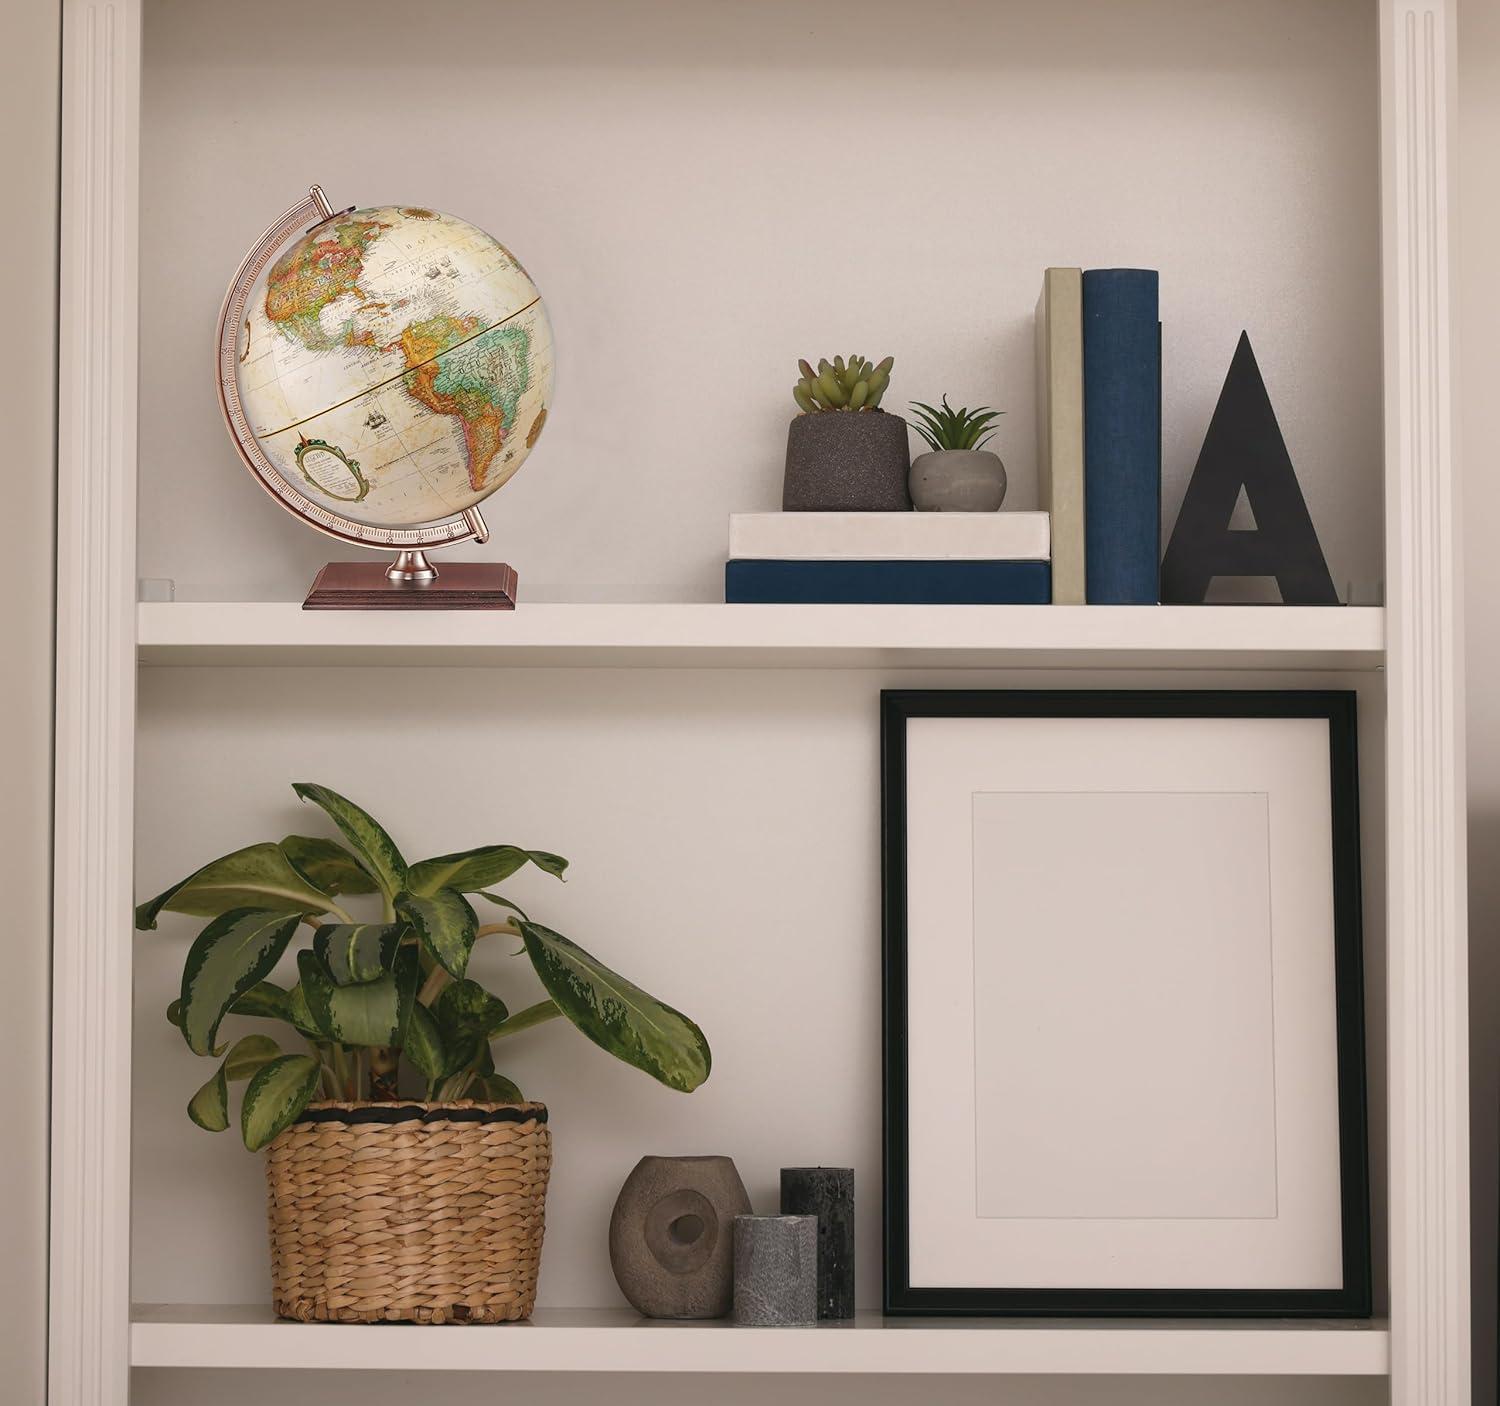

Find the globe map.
xmin=236 ymin=205 xmax=553 ymax=529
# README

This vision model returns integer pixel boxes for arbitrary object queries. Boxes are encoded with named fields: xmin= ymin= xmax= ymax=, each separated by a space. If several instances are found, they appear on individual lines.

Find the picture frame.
xmin=881 ymin=689 xmax=1370 ymax=1317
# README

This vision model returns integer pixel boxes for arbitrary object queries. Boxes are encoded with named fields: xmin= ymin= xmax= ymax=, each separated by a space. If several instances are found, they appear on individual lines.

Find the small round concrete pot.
xmin=782 ymin=410 xmax=911 ymax=511
xmin=909 ymin=449 xmax=1008 ymax=512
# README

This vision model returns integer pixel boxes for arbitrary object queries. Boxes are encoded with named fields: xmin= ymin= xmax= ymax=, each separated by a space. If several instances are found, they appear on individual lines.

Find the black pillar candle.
xmin=779 ymin=1166 xmax=854 ymax=1319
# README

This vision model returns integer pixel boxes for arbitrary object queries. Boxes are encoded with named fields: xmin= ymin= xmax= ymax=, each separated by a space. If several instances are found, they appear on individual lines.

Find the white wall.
xmin=137 ymin=0 xmax=1381 ymax=604
xmin=0 ymin=4 xmax=59 ymax=1405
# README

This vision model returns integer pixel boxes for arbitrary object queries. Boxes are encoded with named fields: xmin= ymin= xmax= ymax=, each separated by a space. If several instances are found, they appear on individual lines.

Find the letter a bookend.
xmin=1160 ymin=332 xmax=1338 ymax=605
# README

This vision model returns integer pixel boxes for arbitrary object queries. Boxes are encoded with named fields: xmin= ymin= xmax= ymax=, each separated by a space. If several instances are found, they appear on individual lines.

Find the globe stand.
xmin=303 ymin=557 xmax=519 ymax=610
xmin=387 ymin=549 xmax=438 ymax=584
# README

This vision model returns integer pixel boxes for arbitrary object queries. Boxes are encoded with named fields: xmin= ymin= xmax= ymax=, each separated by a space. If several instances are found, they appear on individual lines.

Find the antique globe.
xmin=216 ymin=186 xmax=553 ymax=601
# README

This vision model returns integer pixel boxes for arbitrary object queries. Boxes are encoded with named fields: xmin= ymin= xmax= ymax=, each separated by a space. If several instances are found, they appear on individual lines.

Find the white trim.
xmin=133 ymin=602 xmax=1387 ymax=672
xmin=50 ymin=3 xmax=139 ymax=1406
xmin=129 ymin=1305 xmax=1392 ymax=1377
xmin=1382 ymin=2 xmax=1470 ymax=1403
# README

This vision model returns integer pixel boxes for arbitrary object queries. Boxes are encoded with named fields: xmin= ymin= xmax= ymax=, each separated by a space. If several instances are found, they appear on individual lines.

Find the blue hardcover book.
xmin=724 ymin=560 xmax=1051 ymax=604
xmin=1082 ymin=269 xmax=1161 ymax=603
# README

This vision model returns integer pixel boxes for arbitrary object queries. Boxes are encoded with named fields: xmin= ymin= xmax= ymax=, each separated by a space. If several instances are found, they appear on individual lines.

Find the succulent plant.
xmin=792 ymin=354 xmax=894 ymax=414
xmin=908 ymin=396 xmax=1005 ymax=452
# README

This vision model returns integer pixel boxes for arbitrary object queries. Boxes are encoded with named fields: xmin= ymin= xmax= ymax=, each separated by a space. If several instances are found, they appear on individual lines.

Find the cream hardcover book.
xmin=1036 ymin=268 xmax=1086 ymax=604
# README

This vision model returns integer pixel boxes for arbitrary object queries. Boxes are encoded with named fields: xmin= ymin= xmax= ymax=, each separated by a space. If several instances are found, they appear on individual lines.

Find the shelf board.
xmin=136 ymin=603 xmax=1385 ymax=671
xmin=130 ymin=1305 xmax=1390 ymax=1376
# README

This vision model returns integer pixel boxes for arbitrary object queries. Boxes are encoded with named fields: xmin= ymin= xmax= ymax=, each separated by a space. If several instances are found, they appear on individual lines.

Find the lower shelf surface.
xmin=131 ymin=1305 xmax=1391 ymax=1376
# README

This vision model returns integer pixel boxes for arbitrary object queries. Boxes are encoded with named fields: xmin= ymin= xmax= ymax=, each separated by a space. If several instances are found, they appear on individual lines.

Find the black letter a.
xmin=1160 ymin=333 xmax=1337 ymax=605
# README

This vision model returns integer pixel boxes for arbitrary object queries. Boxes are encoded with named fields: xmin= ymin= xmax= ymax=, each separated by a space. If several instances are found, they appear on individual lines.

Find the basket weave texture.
xmin=266 ymin=1100 xmax=551 ymax=1324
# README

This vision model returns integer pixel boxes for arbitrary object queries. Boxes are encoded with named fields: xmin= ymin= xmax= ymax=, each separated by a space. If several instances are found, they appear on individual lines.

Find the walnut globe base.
xmin=303 ymin=560 xmax=519 ymax=610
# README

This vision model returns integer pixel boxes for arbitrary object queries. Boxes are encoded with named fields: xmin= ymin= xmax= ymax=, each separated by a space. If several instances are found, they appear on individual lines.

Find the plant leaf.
xmin=284 ymin=983 xmax=322 ymax=1040
xmin=136 ymin=843 xmax=336 ymax=930
xmin=291 ymin=782 xmax=407 ymax=899
xmin=280 ymin=834 xmax=379 ymax=897
xmin=224 ymin=1033 xmax=284 ymax=1081
xmin=393 ymin=944 xmax=420 ymax=1045
xmin=312 ymin=922 xmax=404 ymax=984
xmin=406 ymin=845 xmax=567 ymax=896
xmin=241 ymin=1054 xmax=321 ymax=1152
xmin=475 ymin=890 xmax=531 ymax=924
xmin=403 ymin=1001 xmax=446 ymax=1080
xmin=434 ymin=979 xmax=508 ymax=1045
xmin=179 ymin=909 xmax=303 ymax=1057
xmin=396 ymin=889 xmax=478 ymax=979
xmin=297 ymin=951 xmax=401 ymax=1047
xmin=472 ymin=1072 xmax=525 ymax=1104
xmin=169 ymin=982 xmax=313 ymax=1036
xmin=190 ymin=1030 xmax=288 ymax=1133
xmin=187 ymin=1065 xmax=229 ymax=1131
xmin=519 ymin=921 xmax=712 ymax=1093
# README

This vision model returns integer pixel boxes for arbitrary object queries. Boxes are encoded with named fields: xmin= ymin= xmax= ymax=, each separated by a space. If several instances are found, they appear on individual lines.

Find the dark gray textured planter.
xmin=782 ymin=410 xmax=912 ymax=511
xmin=608 ymin=1155 xmax=752 ymax=1319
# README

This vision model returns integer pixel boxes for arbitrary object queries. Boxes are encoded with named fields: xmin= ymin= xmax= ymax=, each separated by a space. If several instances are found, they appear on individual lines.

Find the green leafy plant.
xmin=792 ymin=354 xmax=894 ymax=413
xmin=137 ymin=782 xmax=712 ymax=1151
xmin=907 ymin=396 xmax=1005 ymax=452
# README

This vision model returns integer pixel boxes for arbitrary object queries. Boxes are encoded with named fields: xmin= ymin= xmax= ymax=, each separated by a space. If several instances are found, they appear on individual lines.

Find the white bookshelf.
xmin=131 ymin=1305 xmax=1392 ymax=1377
xmin=50 ymin=0 xmax=1466 ymax=1403
xmin=137 ymin=602 xmax=1386 ymax=671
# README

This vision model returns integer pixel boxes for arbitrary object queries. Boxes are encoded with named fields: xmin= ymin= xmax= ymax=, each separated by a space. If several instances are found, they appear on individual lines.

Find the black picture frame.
xmin=881 ymin=689 xmax=1371 ymax=1317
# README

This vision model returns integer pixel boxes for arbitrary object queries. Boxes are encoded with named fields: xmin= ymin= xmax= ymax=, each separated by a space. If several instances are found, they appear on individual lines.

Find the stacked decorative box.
xmin=725 ymin=513 xmax=1052 ymax=604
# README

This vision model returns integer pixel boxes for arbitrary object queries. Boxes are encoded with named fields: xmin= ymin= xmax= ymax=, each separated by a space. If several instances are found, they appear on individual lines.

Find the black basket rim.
xmin=296 ymin=1100 xmax=548 ymax=1128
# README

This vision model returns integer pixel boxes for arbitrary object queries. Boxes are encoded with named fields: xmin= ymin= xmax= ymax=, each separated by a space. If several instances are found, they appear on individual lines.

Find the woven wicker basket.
xmin=265 ymin=1100 xmax=552 ymax=1324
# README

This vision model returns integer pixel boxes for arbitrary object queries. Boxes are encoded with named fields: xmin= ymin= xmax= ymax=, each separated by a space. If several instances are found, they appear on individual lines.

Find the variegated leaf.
xmin=179 ymin=909 xmax=303 ymax=1057
xmin=241 ymin=1055 xmax=321 ymax=1152
xmin=471 ymin=1072 xmax=525 ymax=1104
xmin=395 ymin=889 xmax=478 ymax=979
xmin=137 ymin=843 xmax=335 ymax=930
xmin=291 ymin=783 xmax=407 ymax=899
xmin=312 ymin=922 xmax=404 ymax=984
xmin=406 ymin=845 xmax=567 ymax=897
xmin=280 ymin=834 xmax=378 ymax=897
xmin=187 ymin=1065 xmax=229 ymax=1131
xmin=433 ymin=979 xmax=508 ymax=1044
xmin=404 ymin=1001 xmax=446 ymax=1081
xmin=519 ymin=921 xmax=711 ymax=1092
xmin=297 ymin=951 xmax=401 ymax=1047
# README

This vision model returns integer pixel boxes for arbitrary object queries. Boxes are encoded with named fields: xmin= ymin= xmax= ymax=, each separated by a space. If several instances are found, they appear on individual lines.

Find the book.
xmin=1035 ymin=268 xmax=1086 ymax=603
xmin=724 ymin=560 xmax=1051 ymax=605
xmin=728 ymin=512 xmax=1049 ymax=562
xmin=1081 ymin=268 xmax=1161 ymax=604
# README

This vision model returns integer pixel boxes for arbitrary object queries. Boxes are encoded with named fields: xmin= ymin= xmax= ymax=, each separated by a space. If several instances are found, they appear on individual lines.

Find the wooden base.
xmin=303 ymin=561 xmax=518 ymax=610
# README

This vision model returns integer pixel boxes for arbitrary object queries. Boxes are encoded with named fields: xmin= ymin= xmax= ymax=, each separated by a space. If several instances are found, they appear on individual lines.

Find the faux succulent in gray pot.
xmin=137 ymin=781 xmax=711 ymax=1323
xmin=907 ymin=397 xmax=1007 ymax=511
xmin=783 ymin=355 xmax=910 ymax=511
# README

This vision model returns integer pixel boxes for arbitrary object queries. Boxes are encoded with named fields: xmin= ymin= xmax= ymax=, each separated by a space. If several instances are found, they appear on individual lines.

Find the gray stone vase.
xmin=909 ymin=449 xmax=1008 ymax=511
xmin=782 ymin=410 xmax=912 ymax=511
xmin=608 ymin=1155 xmax=752 ymax=1319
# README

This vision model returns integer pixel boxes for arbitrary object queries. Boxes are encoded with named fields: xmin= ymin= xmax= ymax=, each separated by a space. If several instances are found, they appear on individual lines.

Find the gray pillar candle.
xmin=731 ymin=1215 xmax=818 ymax=1326
xmin=779 ymin=1167 xmax=854 ymax=1319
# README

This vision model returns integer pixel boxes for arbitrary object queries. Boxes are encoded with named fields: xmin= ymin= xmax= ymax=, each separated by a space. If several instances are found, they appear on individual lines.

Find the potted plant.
xmin=137 ymin=781 xmax=711 ymax=1325
xmin=783 ymin=354 xmax=909 ymax=510
xmin=906 ymin=397 xmax=1007 ymax=510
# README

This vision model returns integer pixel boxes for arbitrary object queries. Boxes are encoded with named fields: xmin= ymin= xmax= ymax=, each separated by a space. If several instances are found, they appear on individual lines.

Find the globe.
xmin=232 ymin=202 xmax=553 ymax=532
